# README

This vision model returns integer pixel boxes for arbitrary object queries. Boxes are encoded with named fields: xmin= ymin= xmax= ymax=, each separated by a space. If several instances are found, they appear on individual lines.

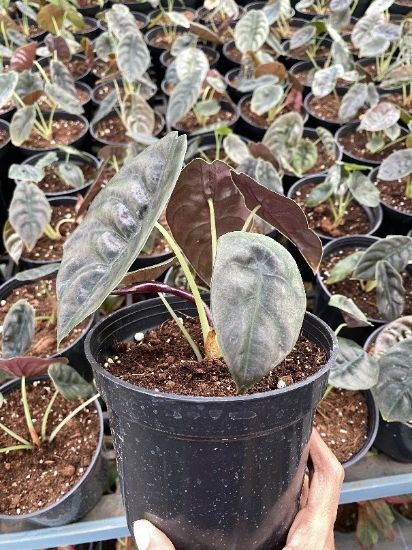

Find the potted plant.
xmin=55 ymin=132 xmax=336 ymax=549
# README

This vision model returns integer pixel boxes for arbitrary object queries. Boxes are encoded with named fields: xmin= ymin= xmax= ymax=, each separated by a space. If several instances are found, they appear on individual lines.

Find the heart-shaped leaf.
xmin=223 ymin=134 xmax=251 ymax=165
xmin=48 ymin=363 xmax=93 ymax=401
xmin=353 ymin=236 xmax=412 ymax=280
xmin=2 ymin=299 xmax=35 ymax=359
xmin=330 ymin=337 xmax=379 ymax=390
xmin=255 ymin=158 xmax=283 ymax=194
xmin=106 ymin=4 xmax=140 ymax=38
xmin=37 ymin=4 xmax=64 ymax=32
xmin=352 ymin=12 xmax=384 ymax=49
xmin=175 ymin=47 xmax=209 ymax=83
xmin=15 ymin=263 xmax=60 ymax=282
xmin=339 ymin=83 xmax=368 ymax=121
xmin=166 ymin=159 xmax=249 ymax=285
xmin=166 ymin=10 xmax=191 ymax=28
xmin=237 ymin=74 xmax=279 ymax=93
xmin=329 ymin=294 xmax=371 ymax=327
xmin=375 ymin=260 xmax=405 ymax=321
xmin=346 ymin=171 xmax=380 ymax=207
xmin=251 ymin=84 xmax=284 ymax=116
xmin=292 ymin=139 xmax=317 ymax=175
xmin=125 ymin=94 xmax=155 ymax=139
xmin=0 ymin=356 xmax=68 ymax=378
xmin=290 ymin=25 xmax=316 ymax=50
xmin=263 ymin=111 xmax=304 ymax=157
xmin=35 ymin=151 xmax=59 ymax=171
xmin=360 ymin=102 xmax=400 ymax=132
xmin=312 ymin=65 xmax=344 ymax=98
xmin=366 ymin=0 xmax=395 ymax=14
xmin=10 ymin=42 xmax=37 ymax=72
xmin=374 ymin=338 xmax=412 ymax=422
xmin=326 ymin=250 xmax=364 ymax=284
xmin=305 ymin=165 xmax=341 ymax=208
xmin=45 ymin=35 xmax=71 ymax=63
xmin=0 ymin=71 xmax=18 ymax=110
xmin=10 ymin=105 xmax=35 ymax=146
xmin=378 ymin=150 xmax=412 ymax=181
xmin=194 ymin=99 xmax=220 ymax=117
xmin=57 ymin=162 xmax=85 ymax=189
xmin=3 ymin=221 xmax=23 ymax=264
xmin=9 ymin=182 xmax=51 ymax=251
xmin=167 ymin=77 xmax=202 ymax=128
xmin=8 ymin=163 xmax=44 ymax=183
xmin=359 ymin=35 xmax=390 ymax=58
xmin=211 ymin=232 xmax=306 ymax=393
xmin=56 ymin=132 xmax=187 ymax=344
xmin=117 ymin=31 xmax=150 ymax=83
xmin=374 ymin=316 xmax=412 ymax=356
xmin=231 ymin=171 xmax=323 ymax=273
xmin=234 ymin=10 xmax=269 ymax=54
xmin=45 ymin=83 xmax=83 ymax=115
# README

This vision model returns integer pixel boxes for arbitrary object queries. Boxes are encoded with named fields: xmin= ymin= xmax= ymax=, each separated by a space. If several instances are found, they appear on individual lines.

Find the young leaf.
xmin=316 ymin=127 xmax=337 ymax=160
xmin=0 ymin=71 xmax=18 ymax=110
xmin=56 ymin=133 xmax=187 ymax=345
xmin=44 ymin=35 xmax=71 ymax=63
xmin=117 ymin=31 xmax=150 ymax=83
xmin=166 ymin=159 xmax=249 ymax=285
xmin=118 ymin=257 xmax=176 ymax=288
xmin=374 ymin=316 xmax=412 ymax=356
xmin=10 ymin=105 xmax=35 ymax=146
xmin=211 ymin=232 xmax=306 ymax=393
xmin=339 ymin=83 xmax=368 ymax=121
xmin=263 ymin=112 xmax=304 ymax=157
xmin=45 ymin=83 xmax=84 ymax=115
xmin=312 ymin=65 xmax=343 ymax=98
xmin=329 ymin=294 xmax=372 ymax=327
xmin=48 ymin=363 xmax=93 ymax=401
xmin=57 ymin=162 xmax=85 ymax=189
xmin=167 ymin=77 xmax=202 ymax=128
xmin=305 ymin=167 xmax=340 ymax=208
xmin=292 ymin=139 xmax=317 ymax=175
xmin=234 ymin=10 xmax=269 ymax=54
xmin=378 ymin=150 xmax=412 ymax=181
xmin=3 ymin=221 xmax=23 ymax=264
xmin=346 ymin=171 xmax=380 ymax=208
xmin=290 ymin=25 xmax=316 ymax=50
xmin=49 ymin=61 xmax=76 ymax=99
xmin=14 ymin=263 xmax=60 ymax=282
xmin=16 ymin=70 xmax=43 ymax=100
xmin=353 ymin=236 xmax=412 ymax=280
xmin=8 ymin=164 xmax=44 ymax=183
xmin=223 ymin=134 xmax=251 ymax=165
xmin=352 ymin=12 xmax=385 ymax=49
xmin=35 ymin=152 xmax=59 ymax=171
xmin=10 ymin=42 xmax=37 ymax=72
xmin=0 ymin=357 xmax=67 ymax=379
xmin=2 ymin=299 xmax=35 ymax=359
xmin=231 ymin=171 xmax=323 ymax=273
xmin=166 ymin=11 xmax=191 ymax=28
xmin=9 ymin=183 xmax=51 ymax=251
xmin=194 ymin=99 xmax=220 ymax=117
xmin=91 ymin=89 xmax=117 ymax=125
xmin=359 ymin=102 xmax=400 ymax=132
xmin=236 ymin=74 xmax=279 ymax=93
xmin=106 ymin=4 xmax=139 ymax=38
xmin=374 ymin=338 xmax=412 ymax=422
xmin=326 ymin=251 xmax=364 ymax=284
xmin=175 ymin=47 xmax=209 ymax=83
xmin=37 ymin=4 xmax=64 ymax=32
xmin=94 ymin=32 xmax=116 ymax=61
xmin=375 ymin=260 xmax=405 ymax=321
xmin=255 ymin=158 xmax=283 ymax=194
xmin=251 ymin=84 xmax=284 ymax=116
xmin=125 ymin=95 xmax=155 ymax=139
xmin=329 ymin=337 xmax=379 ymax=390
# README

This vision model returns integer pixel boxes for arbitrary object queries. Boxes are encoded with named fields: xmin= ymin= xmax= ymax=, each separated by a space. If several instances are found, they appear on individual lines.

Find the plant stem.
xmin=158 ymin=293 xmax=202 ymax=361
xmin=241 ymin=205 xmax=260 ymax=232
xmin=323 ymin=384 xmax=334 ymax=399
xmin=0 ymin=421 xmax=32 ymax=446
xmin=41 ymin=390 xmax=58 ymax=441
xmin=155 ymin=223 xmax=210 ymax=343
xmin=49 ymin=394 xmax=99 ymax=443
xmin=21 ymin=377 xmax=41 ymax=447
xmin=208 ymin=198 xmax=217 ymax=266
xmin=334 ymin=323 xmax=347 ymax=337
xmin=0 ymin=444 xmax=33 ymax=453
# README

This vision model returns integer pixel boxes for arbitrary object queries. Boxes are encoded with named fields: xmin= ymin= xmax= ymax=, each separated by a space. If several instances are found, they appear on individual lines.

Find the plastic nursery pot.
xmin=0 ymin=271 xmax=95 ymax=375
xmin=73 ymin=17 xmax=100 ymax=40
xmin=315 ymin=235 xmax=382 ymax=345
xmin=369 ymin=166 xmax=412 ymax=236
xmin=224 ymin=68 xmax=247 ymax=103
xmin=390 ymin=0 xmax=412 ymax=15
xmin=144 ymin=26 xmax=189 ymax=82
xmin=160 ymin=46 xmax=220 ymax=70
xmin=85 ymin=296 xmax=337 ymax=550
xmin=364 ymin=327 xmax=412 ymax=463
xmin=19 ymin=151 xmax=99 ymax=198
xmin=0 ymin=376 xmax=105 ymax=532
xmin=287 ymin=176 xmax=383 ymax=244
xmin=221 ymin=41 xmax=242 ymax=74
xmin=335 ymin=122 xmax=408 ymax=167
xmin=16 ymin=113 xmax=90 ymax=158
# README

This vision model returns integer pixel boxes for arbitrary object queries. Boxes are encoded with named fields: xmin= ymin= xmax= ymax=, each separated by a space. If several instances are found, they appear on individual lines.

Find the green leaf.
xmin=167 ymin=77 xmax=202 ymax=128
xmin=16 ymin=70 xmax=43 ymax=100
xmin=57 ymin=162 xmax=85 ymax=189
xmin=211 ymin=232 xmax=306 ymax=393
xmin=292 ymin=139 xmax=317 ymax=175
xmin=2 ymin=299 xmax=35 ymax=359
xmin=223 ymin=134 xmax=251 ymax=165
xmin=194 ymin=99 xmax=220 ymax=117
xmin=117 ymin=31 xmax=150 ymax=83
xmin=0 ymin=71 xmax=18 ymax=110
xmin=166 ymin=159 xmax=249 ymax=285
xmin=330 ymin=337 xmax=379 ymax=390
xmin=14 ymin=263 xmax=60 ymax=282
xmin=312 ymin=65 xmax=343 ymax=98
xmin=326 ymin=251 xmax=364 ymax=284
xmin=175 ymin=47 xmax=209 ymax=83
xmin=359 ymin=102 xmax=400 ymax=132
xmin=374 ymin=338 xmax=412 ymax=422
xmin=48 ymin=363 xmax=93 ymax=401
xmin=9 ymin=182 xmax=51 ymax=251
xmin=56 ymin=132 xmax=187 ymax=345
xmin=234 ymin=10 xmax=269 ymax=54
xmin=374 ymin=316 xmax=412 ymax=356
xmin=45 ymin=83 xmax=83 ymax=115
xmin=263 ymin=112 xmax=304 ymax=157
xmin=329 ymin=294 xmax=372 ymax=327
xmin=315 ymin=127 xmax=336 ymax=160
xmin=378 ymin=150 xmax=412 ymax=181
xmin=106 ymin=4 xmax=140 ymax=38
xmin=366 ymin=0 xmax=395 ymax=14
xmin=91 ymin=89 xmax=117 ymax=125
xmin=305 ymin=165 xmax=341 ymax=208
xmin=356 ymin=506 xmax=379 ymax=549
xmin=166 ymin=11 xmax=191 ymax=28
xmin=94 ymin=31 xmax=116 ymax=62
xmin=125 ymin=95 xmax=155 ymax=140
xmin=35 ymin=152 xmax=59 ymax=172
xmin=251 ymin=84 xmax=284 ymax=116
xmin=375 ymin=260 xmax=405 ymax=321
xmin=290 ymin=25 xmax=316 ymax=50
xmin=3 ymin=221 xmax=23 ymax=264
xmin=346 ymin=171 xmax=380 ymax=207
xmin=10 ymin=105 xmax=35 ymax=146
xmin=339 ymin=83 xmax=368 ymax=122
xmin=255 ymin=158 xmax=283 ymax=194
xmin=353 ymin=236 xmax=412 ymax=280
xmin=8 ymin=163 xmax=44 ymax=183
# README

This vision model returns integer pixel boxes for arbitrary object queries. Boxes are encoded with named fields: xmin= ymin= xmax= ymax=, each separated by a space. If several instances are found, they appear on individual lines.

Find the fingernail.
xmin=134 ymin=520 xmax=151 ymax=550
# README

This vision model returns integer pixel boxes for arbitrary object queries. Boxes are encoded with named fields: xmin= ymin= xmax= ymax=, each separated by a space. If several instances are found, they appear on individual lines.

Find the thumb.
xmin=133 ymin=519 xmax=176 ymax=550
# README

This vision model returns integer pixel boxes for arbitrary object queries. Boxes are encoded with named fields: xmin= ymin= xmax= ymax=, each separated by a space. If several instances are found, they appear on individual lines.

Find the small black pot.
xmin=85 ymin=296 xmax=336 ymax=550
xmin=315 ymin=235 xmax=382 ymax=344
xmin=221 ymin=40 xmax=242 ymax=73
xmin=160 ymin=45 xmax=220 ymax=70
xmin=224 ymin=68 xmax=246 ymax=103
xmin=0 ymin=376 xmax=105 ymax=531
xmin=369 ymin=166 xmax=412 ymax=236
xmin=353 ymin=0 xmax=371 ymax=17
xmin=73 ymin=16 xmax=100 ymax=40
xmin=0 ymin=101 xmax=15 ymax=122
xmin=390 ymin=1 xmax=412 ymax=15
xmin=13 ymin=19 xmax=46 ymax=42
xmin=289 ymin=61 xmax=317 ymax=95
xmin=145 ymin=26 xmax=189 ymax=82
xmin=113 ymin=0 xmax=153 ymax=14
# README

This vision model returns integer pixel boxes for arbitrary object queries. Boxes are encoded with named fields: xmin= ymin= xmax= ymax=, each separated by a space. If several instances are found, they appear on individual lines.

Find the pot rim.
xmin=369 ymin=166 xmax=412 ymax=219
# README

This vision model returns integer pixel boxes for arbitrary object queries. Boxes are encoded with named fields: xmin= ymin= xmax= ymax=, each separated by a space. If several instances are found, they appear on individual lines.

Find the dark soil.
xmin=149 ymin=31 xmax=186 ymax=50
xmin=93 ymin=83 xmax=117 ymax=102
xmin=37 ymin=87 xmax=90 ymax=110
xmin=292 ymin=182 xmax=371 ymax=237
xmin=287 ymin=43 xmax=330 ymax=61
xmin=240 ymin=98 xmax=303 ymax=129
xmin=376 ymin=177 xmax=412 ymax=215
xmin=338 ymin=129 xmax=405 ymax=162
xmin=320 ymin=247 xmax=412 ymax=320
xmin=91 ymin=59 xmax=117 ymax=79
xmin=308 ymin=94 xmax=364 ymax=123
xmin=301 ymin=139 xmax=336 ymax=174
xmin=335 ymin=503 xmax=358 ymax=532
xmin=37 ymin=162 xmax=96 ymax=194
xmin=0 ymin=278 xmax=89 ymax=356
xmin=0 ymin=127 xmax=9 ymax=147
xmin=93 ymin=114 xmax=161 ymax=144
xmin=103 ymin=317 xmax=327 ymax=397
xmin=314 ymin=388 xmax=369 ymax=463
xmin=225 ymin=44 xmax=242 ymax=63
xmin=43 ymin=59 xmax=89 ymax=81
xmin=22 ymin=119 xmax=86 ymax=150
xmin=176 ymin=109 xmax=236 ymax=132
xmin=22 ymin=204 xmax=77 ymax=262
xmin=0 ymin=380 xmax=99 ymax=515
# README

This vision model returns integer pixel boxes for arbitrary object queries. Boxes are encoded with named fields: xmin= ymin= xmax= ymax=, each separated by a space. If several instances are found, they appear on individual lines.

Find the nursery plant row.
xmin=0 ymin=0 xmax=412 ymax=548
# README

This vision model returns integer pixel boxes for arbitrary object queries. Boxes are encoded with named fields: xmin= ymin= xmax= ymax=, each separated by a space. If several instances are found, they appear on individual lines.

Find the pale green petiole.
xmin=49 ymin=394 xmax=100 ymax=443
xmin=0 ymin=421 xmax=32 ymax=447
xmin=41 ymin=389 xmax=58 ymax=441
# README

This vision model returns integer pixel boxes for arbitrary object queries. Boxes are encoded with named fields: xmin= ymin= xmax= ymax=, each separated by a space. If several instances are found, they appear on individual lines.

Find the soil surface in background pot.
xmin=94 ymin=115 xmax=162 ymax=144
xmin=176 ymin=109 xmax=237 ymax=133
xmin=104 ymin=317 xmax=326 ymax=397
xmin=375 ymin=177 xmax=412 ymax=214
xmin=37 ymin=162 xmax=96 ymax=194
xmin=287 ymin=44 xmax=330 ymax=61
xmin=307 ymin=95 xmax=364 ymax=123
xmin=314 ymin=388 xmax=369 ymax=463
xmin=292 ymin=183 xmax=371 ymax=237
xmin=321 ymin=248 xmax=412 ymax=319
xmin=0 ymin=99 xmax=13 ymax=115
xmin=91 ymin=59 xmax=118 ymax=80
xmin=22 ymin=119 xmax=86 ymax=150
xmin=0 ymin=380 xmax=99 ymax=515
xmin=22 ymin=204 xmax=76 ymax=262
xmin=0 ymin=126 xmax=9 ymax=146
xmin=37 ymin=87 xmax=90 ymax=110
xmin=240 ymin=99 xmax=304 ymax=129
xmin=0 ymin=278 xmax=89 ymax=356
xmin=338 ymin=130 xmax=405 ymax=163
xmin=149 ymin=31 xmax=186 ymax=50
xmin=44 ymin=58 xmax=89 ymax=80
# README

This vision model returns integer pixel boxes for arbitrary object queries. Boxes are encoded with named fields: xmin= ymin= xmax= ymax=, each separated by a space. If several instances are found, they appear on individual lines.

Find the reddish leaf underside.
xmin=0 ymin=356 xmax=68 ymax=378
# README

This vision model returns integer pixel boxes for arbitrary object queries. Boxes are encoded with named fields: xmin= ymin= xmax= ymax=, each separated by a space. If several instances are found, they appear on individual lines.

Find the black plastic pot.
xmin=73 ymin=16 xmax=100 ymax=40
xmin=160 ymin=45 xmax=220 ymax=70
xmin=145 ymin=26 xmax=189 ymax=83
xmin=85 ymin=296 xmax=337 ymax=550
xmin=0 ymin=271 xmax=94 ymax=373
xmin=315 ymin=235 xmax=383 ymax=344
xmin=369 ymin=167 xmax=412 ymax=236
xmin=112 ymin=0 xmax=153 ymax=14
xmin=221 ymin=40 xmax=242 ymax=73
xmin=13 ymin=19 xmax=46 ymax=41
xmin=0 ymin=120 xmax=11 ymax=163
xmin=16 ymin=113 xmax=89 ymax=158
xmin=364 ymin=327 xmax=412 ymax=462
xmin=390 ymin=1 xmax=412 ymax=15
xmin=288 ymin=176 xmax=383 ymax=244
xmin=335 ymin=122 xmax=408 ymax=167
xmin=353 ymin=0 xmax=370 ymax=17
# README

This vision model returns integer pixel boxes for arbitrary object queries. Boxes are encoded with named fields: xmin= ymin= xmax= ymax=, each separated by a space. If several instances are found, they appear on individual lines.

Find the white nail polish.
xmin=134 ymin=522 xmax=151 ymax=550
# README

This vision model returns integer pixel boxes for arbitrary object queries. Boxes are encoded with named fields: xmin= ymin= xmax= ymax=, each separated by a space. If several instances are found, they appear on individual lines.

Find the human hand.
xmin=133 ymin=429 xmax=344 ymax=550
